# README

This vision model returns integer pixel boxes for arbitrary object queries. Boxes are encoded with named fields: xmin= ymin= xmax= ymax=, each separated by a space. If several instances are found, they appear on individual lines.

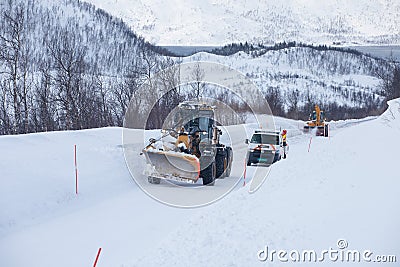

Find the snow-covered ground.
xmin=0 ymin=99 xmax=399 ymax=266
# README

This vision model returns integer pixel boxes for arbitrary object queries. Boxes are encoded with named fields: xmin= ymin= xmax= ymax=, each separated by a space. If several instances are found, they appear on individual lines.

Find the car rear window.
xmin=250 ymin=133 xmax=279 ymax=145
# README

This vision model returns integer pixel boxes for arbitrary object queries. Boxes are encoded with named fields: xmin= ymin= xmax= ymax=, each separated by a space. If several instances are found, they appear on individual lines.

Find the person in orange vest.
xmin=281 ymin=129 xmax=287 ymax=159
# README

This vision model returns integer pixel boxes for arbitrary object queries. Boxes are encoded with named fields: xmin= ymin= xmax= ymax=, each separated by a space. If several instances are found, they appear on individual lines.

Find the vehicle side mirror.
xmin=245 ymin=139 xmax=249 ymax=144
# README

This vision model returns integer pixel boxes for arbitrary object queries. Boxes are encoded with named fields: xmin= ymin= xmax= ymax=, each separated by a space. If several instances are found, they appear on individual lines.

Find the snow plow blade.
xmin=303 ymin=125 xmax=323 ymax=133
xmin=143 ymin=149 xmax=200 ymax=182
xmin=303 ymin=126 xmax=328 ymax=136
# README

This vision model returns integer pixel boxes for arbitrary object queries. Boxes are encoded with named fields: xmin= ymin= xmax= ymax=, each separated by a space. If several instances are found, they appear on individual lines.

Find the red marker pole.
xmin=93 ymin=248 xmax=102 ymax=267
xmin=74 ymin=144 xmax=78 ymax=195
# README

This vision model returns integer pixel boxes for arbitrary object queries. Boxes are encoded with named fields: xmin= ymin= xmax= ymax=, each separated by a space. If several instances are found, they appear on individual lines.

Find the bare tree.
xmin=93 ymin=75 xmax=113 ymax=127
xmin=112 ymin=55 xmax=147 ymax=126
xmin=190 ymin=62 xmax=205 ymax=99
xmin=0 ymin=81 xmax=11 ymax=135
xmin=265 ymin=87 xmax=284 ymax=116
xmin=47 ymin=27 xmax=87 ymax=130
xmin=0 ymin=1 xmax=28 ymax=133
xmin=286 ymin=89 xmax=300 ymax=119
xmin=34 ymin=59 xmax=56 ymax=132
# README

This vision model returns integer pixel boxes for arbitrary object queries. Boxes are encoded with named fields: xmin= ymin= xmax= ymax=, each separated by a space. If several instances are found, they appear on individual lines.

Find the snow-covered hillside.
xmin=0 ymin=0 xmax=149 ymax=74
xmin=1 ymin=99 xmax=399 ymax=266
xmin=182 ymin=48 xmax=387 ymax=114
xmin=84 ymin=0 xmax=400 ymax=45
xmin=0 ymin=0 xmax=169 ymax=135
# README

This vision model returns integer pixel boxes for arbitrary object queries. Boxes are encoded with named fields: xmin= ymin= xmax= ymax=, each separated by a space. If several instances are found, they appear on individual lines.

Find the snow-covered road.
xmin=0 ymin=100 xmax=399 ymax=266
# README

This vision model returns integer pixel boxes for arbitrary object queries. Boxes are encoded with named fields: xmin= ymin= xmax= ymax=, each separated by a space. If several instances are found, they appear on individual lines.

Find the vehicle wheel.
xmin=216 ymin=150 xmax=227 ymax=179
xmin=202 ymin=161 xmax=216 ymax=186
xmin=324 ymin=125 xmax=329 ymax=137
xmin=148 ymin=176 xmax=161 ymax=184
xmin=220 ymin=157 xmax=228 ymax=179
xmin=273 ymin=153 xmax=280 ymax=163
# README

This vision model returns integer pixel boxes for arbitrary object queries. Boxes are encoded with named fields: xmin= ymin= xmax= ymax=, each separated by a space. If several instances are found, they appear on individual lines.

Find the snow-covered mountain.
xmin=84 ymin=0 xmax=400 ymax=46
xmin=0 ymin=0 xmax=162 ymax=74
xmin=1 ymin=0 xmax=396 ymax=136
xmin=181 ymin=47 xmax=389 ymax=119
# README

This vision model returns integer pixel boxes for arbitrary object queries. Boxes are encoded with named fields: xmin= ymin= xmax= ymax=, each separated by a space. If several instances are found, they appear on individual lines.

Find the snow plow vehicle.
xmin=303 ymin=104 xmax=329 ymax=137
xmin=142 ymin=101 xmax=233 ymax=186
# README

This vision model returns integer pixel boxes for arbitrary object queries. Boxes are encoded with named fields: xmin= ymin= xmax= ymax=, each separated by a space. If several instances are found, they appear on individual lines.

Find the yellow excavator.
xmin=303 ymin=104 xmax=329 ymax=137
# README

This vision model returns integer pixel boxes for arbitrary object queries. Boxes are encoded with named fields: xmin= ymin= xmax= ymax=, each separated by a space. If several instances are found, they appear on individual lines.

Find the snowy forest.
xmin=0 ymin=0 xmax=178 ymax=135
xmin=0 ymin=0 xmax=399 ymax=135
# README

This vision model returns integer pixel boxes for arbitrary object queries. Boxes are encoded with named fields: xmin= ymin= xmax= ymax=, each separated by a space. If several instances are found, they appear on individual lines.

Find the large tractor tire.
xmin=324 ymin=125 xmax=329 ymax=137
xmin=225 ymin=147 xmax=233 ymax=177
xmin=202 ymin=161 xmax=216 ymax=186
xmin=216 ymin=149 xmax=227 ymax=179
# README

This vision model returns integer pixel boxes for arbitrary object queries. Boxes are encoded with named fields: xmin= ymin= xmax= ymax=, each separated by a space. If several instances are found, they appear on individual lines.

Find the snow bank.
xmin=380 ymin=98 xmax=400 ymax=129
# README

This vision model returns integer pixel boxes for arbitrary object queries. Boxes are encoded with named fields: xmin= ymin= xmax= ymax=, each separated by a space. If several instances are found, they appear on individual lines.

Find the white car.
xmin=245 ymin=130 xmax=283 ymax=166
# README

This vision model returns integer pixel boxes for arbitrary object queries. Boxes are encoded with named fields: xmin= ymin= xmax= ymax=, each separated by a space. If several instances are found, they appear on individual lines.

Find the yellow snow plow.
xmin=303 ymin=104 xmax=329 ymax=137
xmin=142 ymin=101 xmax=233 ymax=185
xmin=143 ymin=148 xmax=200 ymax=183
